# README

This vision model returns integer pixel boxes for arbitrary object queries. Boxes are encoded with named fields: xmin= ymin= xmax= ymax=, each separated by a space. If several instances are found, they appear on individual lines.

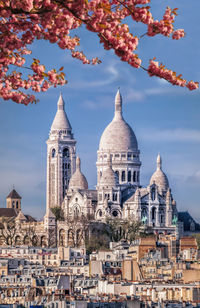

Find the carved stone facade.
xmin=53 ymin=90 xmax=178 ymax=234
xmin=0 ymin=90 xmax=181 ymax=248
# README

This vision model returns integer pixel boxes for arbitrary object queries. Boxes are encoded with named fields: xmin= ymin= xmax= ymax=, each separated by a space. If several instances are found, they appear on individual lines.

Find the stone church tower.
xmin=46 ymin=94 xmax=76 ymax=210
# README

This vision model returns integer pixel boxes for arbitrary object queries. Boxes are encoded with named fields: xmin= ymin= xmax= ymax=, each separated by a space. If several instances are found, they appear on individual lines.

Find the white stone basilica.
xmin=46 ymin=90 xmax=178 ymax=233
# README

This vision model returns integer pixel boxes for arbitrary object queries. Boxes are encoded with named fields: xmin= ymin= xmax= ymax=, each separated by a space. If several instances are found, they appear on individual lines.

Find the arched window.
xmin=115 ymin=171 xmax=119 ymax=182
xmin=12 ymin=201 xmax=15 ymax=208
xmin=151 ymin=187 xmax=156 ymax=201
xmin=41 ymin=236 xmax=47 ymax=247
xmin=113 ymin=193 xmax=117 ymax=201
xmin=16 ymin=201 xmax=18 ymax=209
xmin=63 ymin=148 xmax=69 ymax=158
xmin=15 ymin=236 xmax=21 ymax=246
xmin=74 ymin=206 xmax=79 ymax=218
xmin=133 ymin=171 xmax=136 ymax=182
xmin=152 ymin=207 xmax=156 ymax=220
xmin=160 ymin=209 xmax=165 ymax=224
xmin=105 ymin=193 xmax=110 ymax=200
xmin=76 ymin=229 xmax=82 ymax=247
xmin=137 ymin=171 xmax=140 ymax=182
xmin=32 ymin=235 xmax=38 ymax=247
xmin=23 ymin=236 xmax=29 ymax=245
xmin=0 ymin=236 xmax=4 ymax=245
xmin=128 ymin=171 xmax=131 ymax=182
xmin=59 ymin=229 xmax=65 ymax=247
xmin=52 ymin=148 xmax=56 ymax=158
xmin=68 ymin=229 xmax=74 ymax=246
xmin=121 ymin=171 xmax=125 ymax=182
xmin=98 ymin=210 xmax=102 ymax=217
xmin=141 ymin=207 xmax=147 ymax=224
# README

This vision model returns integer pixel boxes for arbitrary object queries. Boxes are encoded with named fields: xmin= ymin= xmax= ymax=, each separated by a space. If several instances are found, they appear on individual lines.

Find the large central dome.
xmin=99 ymin=90 xmax=138 ymax=151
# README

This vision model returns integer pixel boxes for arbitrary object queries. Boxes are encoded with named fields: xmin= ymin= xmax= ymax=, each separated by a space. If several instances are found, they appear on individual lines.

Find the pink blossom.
xmin=172 ymin=29 xmax=185 ymax=40
xmin=0 ymin=0 xmax=197 ymax=105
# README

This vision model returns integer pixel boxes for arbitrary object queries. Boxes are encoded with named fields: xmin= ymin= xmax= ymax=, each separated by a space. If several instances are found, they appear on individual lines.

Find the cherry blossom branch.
xmin=0 ymin=0 xmax=198 ymax=106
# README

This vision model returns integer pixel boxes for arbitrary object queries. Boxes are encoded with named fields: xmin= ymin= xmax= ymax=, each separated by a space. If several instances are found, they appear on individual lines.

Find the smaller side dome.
xmin=150 ymin=154 xmax=169 ymax=193
xmin=69 ymin=156 xmax=88 ymax=190
xmin=99 ymin=156 xmax=117 ymax=188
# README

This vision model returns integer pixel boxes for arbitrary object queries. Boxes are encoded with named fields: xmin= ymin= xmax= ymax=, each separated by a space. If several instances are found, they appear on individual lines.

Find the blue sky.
xmin=0 ymin=0 xmax=200 ymax=221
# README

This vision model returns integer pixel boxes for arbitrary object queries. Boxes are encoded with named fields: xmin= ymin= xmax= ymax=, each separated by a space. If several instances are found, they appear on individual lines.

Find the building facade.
xmin=46 ymin=90 xmax=179 ymax=237
xmin=0 ymin=90 xmax=186 ymax=248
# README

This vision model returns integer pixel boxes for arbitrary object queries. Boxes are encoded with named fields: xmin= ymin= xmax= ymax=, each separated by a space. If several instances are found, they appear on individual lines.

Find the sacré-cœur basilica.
xmin=1 ymin=90 xmax=199 ymax=247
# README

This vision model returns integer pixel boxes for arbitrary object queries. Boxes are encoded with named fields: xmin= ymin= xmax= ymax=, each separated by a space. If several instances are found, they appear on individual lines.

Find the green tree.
xmin=0 ymin=218 xmax=16 ymax=246
xmin=106 ymin=218 xmax=142 ymax=243
xmin=85 ymin=233 xmax=110 ymax=254
xmin=51 ymin=207 xmax=65 ymax=221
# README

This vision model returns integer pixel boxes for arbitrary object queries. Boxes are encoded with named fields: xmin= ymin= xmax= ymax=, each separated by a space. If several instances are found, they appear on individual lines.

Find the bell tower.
xmin=6 ymin=189 xmax=21 ymax=213
xmin=46 ymin=94 xmax=76 ymax=211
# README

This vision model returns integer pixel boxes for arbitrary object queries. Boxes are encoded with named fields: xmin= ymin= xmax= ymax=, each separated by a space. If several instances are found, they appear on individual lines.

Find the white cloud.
xmin=106 ymin=63 xmax=119 ymax=79
xmin=82 ymin=94 xmax=115 ymax=110
xmin=125 ymin=88 xmax=145 ymax=103
xmin=141 ymin=128 xmax=200 ymax=143
xmin=157 ymin=78 xmax=169 ymax=85
xmin=68 ymin=61 xmax=120 ymax=89
xmin=145 ymin=87 xmax=173 ymax=95
xmin=186 ymin=170 xmax=200 ymax=184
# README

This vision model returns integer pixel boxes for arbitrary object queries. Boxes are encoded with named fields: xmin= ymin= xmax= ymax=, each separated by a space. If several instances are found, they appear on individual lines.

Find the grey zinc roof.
xmin=0 ymin=208 xmax=18 ymax=218
xmin=24 ymin=214 xmax=37 ymax=222
xmin=6 ymin=189 xmax=21 ymax=199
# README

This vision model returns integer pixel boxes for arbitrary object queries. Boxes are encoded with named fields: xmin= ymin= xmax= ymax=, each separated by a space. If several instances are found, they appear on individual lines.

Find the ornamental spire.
xmin=57 ymin=92 xmax=65 ymax=110
xmin=76 ymin=156 xmax=81 ymax=171
xmin=114 ymin=88 xmax=123 ymax=119
xmin=157 ymin=153 xmax=162 ymax=170
xmin=50 ymin=93 xmax=72 ymax=132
